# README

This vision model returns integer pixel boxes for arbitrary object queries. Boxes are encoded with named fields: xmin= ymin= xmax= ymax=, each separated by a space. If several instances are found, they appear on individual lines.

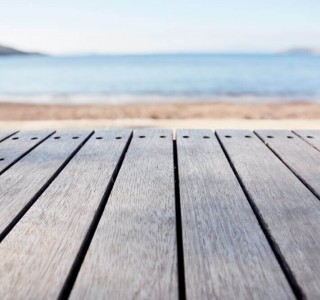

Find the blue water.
xmin=0 ymin=53 xmax=319 ymax=104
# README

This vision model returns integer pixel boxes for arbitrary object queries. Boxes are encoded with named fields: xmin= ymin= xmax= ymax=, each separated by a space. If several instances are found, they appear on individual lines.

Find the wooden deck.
xmin=0 ymin=128 xmax=320 ymax=299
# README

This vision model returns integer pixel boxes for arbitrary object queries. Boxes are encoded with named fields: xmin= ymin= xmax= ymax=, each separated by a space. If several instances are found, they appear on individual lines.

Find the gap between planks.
xmin=58 ymin=131 xmax=133 ymax=299
xmin=0 ymin=130 xmax=132 ymax=299
xmin=217 ymin=129 xmax=320 ymax=299
xmin=0 ymin=130 xmax=55 ymax=176
xmin=0 ymin=130 xmax=94 ymax=241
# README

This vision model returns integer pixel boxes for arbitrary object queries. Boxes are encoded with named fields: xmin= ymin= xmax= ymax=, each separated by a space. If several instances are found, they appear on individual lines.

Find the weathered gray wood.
xmin=217 ymin=129 xmax=320 ymax=299
xmin=0 ymin=130 xmax=92 ymax=239
xmin=293 ymin=130 xmax=320 ymax=151
xmin=256 ymin=130 xmax=320 ymax=198
xmin=70 ymin=129 xmax=178 ymax=300
xmin=176 ymin=129 xmax=293 ymax=299
xmin=0 ymin=130 xmax=53 ymax=174
xmin=0 ymin=130 xmax=131 ymax=300
xmin=0 ymin=131 xmax=17 ymax=143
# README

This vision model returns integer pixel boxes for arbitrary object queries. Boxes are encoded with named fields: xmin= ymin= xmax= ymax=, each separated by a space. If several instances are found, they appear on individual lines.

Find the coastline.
xmin=0 ymin=101 xmax=320 ymax=120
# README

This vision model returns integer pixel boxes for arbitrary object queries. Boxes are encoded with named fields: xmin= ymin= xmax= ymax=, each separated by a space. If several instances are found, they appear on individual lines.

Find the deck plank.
xmin=0 ymin=130 xmax=53 ymax=175
xmin=176 ymin=129 xmax=293 ymax=299
xmin=0 ymin=131 xmax=17 ymax=143
xmin=0 ymin=130 xmax=92 ymax=240
xmin=216 ymin=129 xmax=320 ymax=299
xmin=70 ymin=129 xmax=178 ymax=300
xmin=256 ymin=130 xmax=320 ymax=198
xmin=0 ymin=130 xmax=131 ymax=300
xmin=293 ymin=130 xmax=320 ymax=151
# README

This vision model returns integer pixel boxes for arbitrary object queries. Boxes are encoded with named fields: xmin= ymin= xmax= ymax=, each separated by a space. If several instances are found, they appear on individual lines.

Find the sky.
xmin=0 ymin=0 xmax=319 ymax=54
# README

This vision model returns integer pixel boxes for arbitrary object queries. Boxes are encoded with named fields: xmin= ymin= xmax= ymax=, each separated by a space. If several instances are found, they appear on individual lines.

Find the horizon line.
xmin=2 ymin=43 xmax=319 ymax=57
xmin=37 ymin=48 xmax=320 ymax=57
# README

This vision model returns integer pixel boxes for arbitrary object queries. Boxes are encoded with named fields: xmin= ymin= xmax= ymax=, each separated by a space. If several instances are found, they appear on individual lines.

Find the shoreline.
xmin=1 ymin=94 xmax=319 ymax=105
xmin=0 ymin=101 xmax=320 ymax=120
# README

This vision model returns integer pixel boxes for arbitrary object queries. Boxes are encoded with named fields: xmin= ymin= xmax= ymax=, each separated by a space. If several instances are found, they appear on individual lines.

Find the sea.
xmin=0 ymin=53 xmax=319 ymax=104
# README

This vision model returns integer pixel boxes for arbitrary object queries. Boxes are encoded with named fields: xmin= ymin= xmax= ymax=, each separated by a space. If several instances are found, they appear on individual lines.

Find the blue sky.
xmin=0 ymin=0 xmax=319 ymax=54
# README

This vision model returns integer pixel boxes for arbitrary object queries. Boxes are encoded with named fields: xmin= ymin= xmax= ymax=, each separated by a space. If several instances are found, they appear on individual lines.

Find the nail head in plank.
xmin=0 ymin=130 xmax=92 ymax=240
xmin=217 ymin=129 xmax=320 ymax=299
xmin=0 ymin=130 xmax=132 ymax=299
xmin=0 ymin=131 xmax=18 ymax=143
xmin=70 ymin=129 xmax=178 ymax=300
xmin=293 ymin=130 xmax=320 ymax=151
xmin=256 ymin=129 xmax=320 ymax=199
xmin=177 ymin=129 xmax=293 ymax=299
xmin=0 ymin=130 xmax=54 ymax=174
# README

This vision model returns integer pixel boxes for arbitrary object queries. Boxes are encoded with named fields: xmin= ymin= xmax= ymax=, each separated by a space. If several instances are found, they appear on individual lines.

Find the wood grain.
xmin=0 ymin=130 xmax=53 ymax=174
xmin=0 ymin=130 xmax=92 ymax=240
xmin=70 ymin=129 xmax=178 ymax=300
xmin=0 ymin=130 xmax=131 ymax=300
xmin=256 ymin=130 xmax=320 ymax=198
xmin=293 ymin=130 xmax=320 ymax=151
xmin=176 ymin=129 xmax=293 ymax=299
xmin=217 ymin=129 xmax=320 ymax=299
xmin=0 ymin=131 xmax=17 ymax=143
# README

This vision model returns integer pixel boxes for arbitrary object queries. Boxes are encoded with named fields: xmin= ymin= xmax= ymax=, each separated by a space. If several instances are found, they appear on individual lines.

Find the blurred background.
xmin=0 ymin=0 xmax=320 ymax=121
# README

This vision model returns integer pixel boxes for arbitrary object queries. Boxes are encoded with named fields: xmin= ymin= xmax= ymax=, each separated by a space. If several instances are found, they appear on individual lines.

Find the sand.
xmin=1 ymin=101 xmax=320 ymax=120
xmin=0 ymin=101 xmax=319 ymax=131
xmin=1 ymin=118 xmax=319 ymax=131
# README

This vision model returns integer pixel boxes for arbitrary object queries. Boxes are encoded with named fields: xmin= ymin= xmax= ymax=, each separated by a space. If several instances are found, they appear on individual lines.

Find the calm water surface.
xmin=0 ymin=53 xmax=319 ymax=104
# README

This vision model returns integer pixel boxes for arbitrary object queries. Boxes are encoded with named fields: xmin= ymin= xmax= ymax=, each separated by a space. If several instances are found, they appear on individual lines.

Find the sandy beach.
xmin=1 ymin=101 xmax=320 ymax=120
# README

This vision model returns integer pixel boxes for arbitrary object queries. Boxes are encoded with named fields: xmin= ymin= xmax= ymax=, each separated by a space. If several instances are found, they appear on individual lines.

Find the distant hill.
xmin=282 ymin=48 xmax=320 ymax=56
xmin=0 ymin=44 xmax=42 ymax=56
